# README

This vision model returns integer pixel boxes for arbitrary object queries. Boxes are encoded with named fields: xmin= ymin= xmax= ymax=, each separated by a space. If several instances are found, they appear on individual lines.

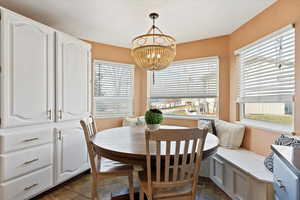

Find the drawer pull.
xmin=24 ymin=183 xmax=38 ymax=191
xmin=276 ymin=179 xmax=286 ymax=191
xmin=58 ymin=109 xmax=63 ymax=120
xmin=48 ymin=109 xmax=52 ymax=120
xmin=23 ymin=138 xmax=39 ymax=142
xmin=23 ymin=158 xmax=39 ymax=165
xmin=58 ymin=130 xmax=62 ymax=141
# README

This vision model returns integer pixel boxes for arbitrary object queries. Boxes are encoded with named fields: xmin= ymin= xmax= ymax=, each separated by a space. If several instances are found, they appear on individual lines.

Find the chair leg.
xmin=91 ymin=176 xmax=98 ymax=200
xmin=139 ymin=188 xmax=144 ymax=200
xmin=191 ymin=193 xmax=196 ymax=200
xmin=191 ymin=184 xmax=197 ymax=200
xmin=148 ymin=194 xmax=153 ymax=200
xmin=128 ymin=173 xmax=135 ymax=200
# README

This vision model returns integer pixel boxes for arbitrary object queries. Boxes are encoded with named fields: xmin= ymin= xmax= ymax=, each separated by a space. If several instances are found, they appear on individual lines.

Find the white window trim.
xmin=163 ymin=114 xmax=216 ymax=120
xmin=238 ymin=100 xmax=295 ymax=134
xmin=147 ymin=56 xmax=220 ymax=119
xmin=238 ymin=119 xmax=295 ymax=135
xmin=235 ymin=24 xmax=295 ymax=133
xmin=234 ymin=24 xmax=294 ymax=55
xmin=93 ymin=60 xmax=135 ymax=118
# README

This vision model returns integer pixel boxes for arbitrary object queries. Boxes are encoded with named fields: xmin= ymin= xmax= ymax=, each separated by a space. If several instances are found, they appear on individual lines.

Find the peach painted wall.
xmin=229 ymin=0 xmax=300 ymax=156
xmin=84 ymin=40 xmax=147 ymax=131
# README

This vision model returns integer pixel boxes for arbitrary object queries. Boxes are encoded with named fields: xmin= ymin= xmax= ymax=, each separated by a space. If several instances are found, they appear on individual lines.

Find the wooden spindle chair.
xmin=139 ymin=128 xmax=208 ymax=200
xmin=80 ymin=116 xmax=135 ymax=200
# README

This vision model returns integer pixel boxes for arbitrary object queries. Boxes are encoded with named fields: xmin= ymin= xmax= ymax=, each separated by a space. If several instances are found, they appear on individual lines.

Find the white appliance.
xmin=272 ymin=145 xmax=300 ymax=200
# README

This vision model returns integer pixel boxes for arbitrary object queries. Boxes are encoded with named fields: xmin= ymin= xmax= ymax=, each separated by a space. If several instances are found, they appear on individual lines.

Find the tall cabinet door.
xmin=56 ymin=32 xmax=91 ymax=122
xmin=0 ymin=9 xmax=55 ymax=128
xmin=55 ymin=126 xmax=89 ymax=183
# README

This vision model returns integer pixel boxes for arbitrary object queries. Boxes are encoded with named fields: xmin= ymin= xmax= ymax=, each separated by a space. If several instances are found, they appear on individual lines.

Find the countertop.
xmin=271 ymin=145 xmax=300 ymax=175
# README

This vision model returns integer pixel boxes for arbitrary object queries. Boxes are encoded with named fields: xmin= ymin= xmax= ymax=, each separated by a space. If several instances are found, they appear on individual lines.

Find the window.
xmin=237 ymin=25 xmax=295 ymax=130
xmin=94 ymin=60 xmax=134 ymax=117
xmin=149 ymin=57 xmax=219 ymax=117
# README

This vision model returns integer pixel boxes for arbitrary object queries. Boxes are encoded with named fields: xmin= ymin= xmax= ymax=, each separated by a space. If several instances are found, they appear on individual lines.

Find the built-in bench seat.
xmin=210 ymin=147 xmax=274 ymax=200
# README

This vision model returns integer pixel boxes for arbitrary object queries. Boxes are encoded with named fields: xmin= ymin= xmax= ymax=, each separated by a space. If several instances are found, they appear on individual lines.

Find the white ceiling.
xmin=0 ymin=0 xmax=276 ymax=48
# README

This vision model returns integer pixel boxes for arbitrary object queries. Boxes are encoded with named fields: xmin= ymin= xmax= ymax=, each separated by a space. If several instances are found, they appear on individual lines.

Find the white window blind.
xmin=94 ymin=60 xmax=134 ymax=117
xmin=237 ymin=25 xmax=295 ymax=103
xmin=150 ymin=57 xmax=219 ymax=98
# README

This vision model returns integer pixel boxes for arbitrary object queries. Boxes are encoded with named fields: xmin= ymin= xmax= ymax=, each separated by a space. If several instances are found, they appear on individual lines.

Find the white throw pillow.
xmin=122 ymin=117 xmax=138 ymax=127
xmin=122 ymin=116 xmax=146 ymax=127
xmin=137 ymin=116 xmax=146 ymax=126
xmin=215 ymin=120 xmax=245 ymax=149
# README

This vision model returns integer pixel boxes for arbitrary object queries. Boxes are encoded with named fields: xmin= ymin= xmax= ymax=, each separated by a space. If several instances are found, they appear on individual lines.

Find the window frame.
xmin=235 ymin=24 xmax=295 ymax=133
xmin=147 ymin=57 xmax=220 ymax=119
xmin=93 ymin=60 xmax=135 ymax=118
xmin=239 ymin=101 xmax=295 ymax=134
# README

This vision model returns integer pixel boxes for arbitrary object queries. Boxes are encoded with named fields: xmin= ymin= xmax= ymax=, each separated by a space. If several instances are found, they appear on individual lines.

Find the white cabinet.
xmin=0 ymin=144 xmax=53 ymax=182
xmin=0 ymin=127 xmax=53 ymax=153
xmin=232 ymin=167 xmax=251 ymax=200
xmin=55 ymin=126 xmax=89 ymax=183
xmin=210 ymin=148 xmax=274 ymax=200
xmin=0 ymin=9 xmax=55 ymax=128
xmin=56 ymin=32 xmax=91 ymax=122
xmin=210 ymin=155 xmax=234 ymax=197
xmin=0 ymin=7 xmax=91 ymax=200
xmin=0 ymin=166 xmax=53 ymax=200
xmin=210 ymin=156 xmax=225 ymax=187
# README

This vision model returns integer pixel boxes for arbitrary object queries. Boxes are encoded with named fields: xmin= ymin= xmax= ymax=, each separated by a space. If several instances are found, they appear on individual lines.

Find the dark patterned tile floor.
xmin=34 ymin=172 xmax=231 ymax=200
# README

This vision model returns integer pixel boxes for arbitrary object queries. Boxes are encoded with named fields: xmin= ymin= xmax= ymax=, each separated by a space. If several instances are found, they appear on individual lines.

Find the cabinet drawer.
xmin=0 ymin=127 xmax=53 ymax=153
xmin=273 ymin=155 xmax=299 ymax=200
xmin=210 ymin=155 xmax=225 ymax=187
xmin=232 ymin=167 xmax=250 ymax=200
xmin=0 ymin=166 xmax=53 ymax=200
xmin=0 ymin=144 xmax=53 ymax=182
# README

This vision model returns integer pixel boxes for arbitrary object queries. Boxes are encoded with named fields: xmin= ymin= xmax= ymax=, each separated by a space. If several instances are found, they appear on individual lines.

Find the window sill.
xmin=163 ymin=114 xmax=216 ymax=120
xmin=94 ymin=116 xmax=125 ymax=119
xmin=237 ymin=119 xmax=294 ymax=135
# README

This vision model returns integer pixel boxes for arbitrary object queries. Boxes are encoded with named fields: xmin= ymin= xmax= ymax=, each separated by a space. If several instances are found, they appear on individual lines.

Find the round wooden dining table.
xmin=92 ymin=125 xmax=219 ymax=166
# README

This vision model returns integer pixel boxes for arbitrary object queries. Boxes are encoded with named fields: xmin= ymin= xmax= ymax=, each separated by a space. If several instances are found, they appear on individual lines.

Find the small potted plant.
xmin=145 ymin=109 xmax=163 ymax=130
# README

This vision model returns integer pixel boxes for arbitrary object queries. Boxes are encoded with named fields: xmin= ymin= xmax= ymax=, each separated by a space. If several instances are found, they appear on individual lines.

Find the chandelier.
xmin=131 ymin=13 xmax=176 ymax=71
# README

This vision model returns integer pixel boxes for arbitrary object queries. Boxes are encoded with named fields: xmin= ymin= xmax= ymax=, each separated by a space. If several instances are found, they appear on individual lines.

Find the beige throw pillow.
xmin=215 ymin=120 xmax=245 ymax=149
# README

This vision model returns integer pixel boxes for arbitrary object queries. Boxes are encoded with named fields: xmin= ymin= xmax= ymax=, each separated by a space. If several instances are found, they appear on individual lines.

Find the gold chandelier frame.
xmin=131 ymin=13 xmax=176 ymax=71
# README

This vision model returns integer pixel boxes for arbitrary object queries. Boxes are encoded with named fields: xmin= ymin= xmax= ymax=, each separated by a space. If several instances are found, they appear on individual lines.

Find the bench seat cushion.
xmin=216 ymin=147 xmax=273 ymax=183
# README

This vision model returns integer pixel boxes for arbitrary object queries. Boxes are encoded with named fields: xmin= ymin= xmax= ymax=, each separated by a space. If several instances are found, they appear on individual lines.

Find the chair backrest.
xmin=145 ymin=128 xmax=208 ymax=197
xmin=80 ymin=115 xmax=98 ymax=174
